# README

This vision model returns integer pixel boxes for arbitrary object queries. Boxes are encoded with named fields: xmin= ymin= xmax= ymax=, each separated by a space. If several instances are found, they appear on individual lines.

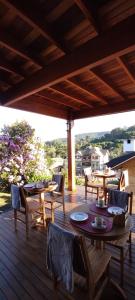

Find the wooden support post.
xmin=67 ymin=120 xmax=76 ymax=191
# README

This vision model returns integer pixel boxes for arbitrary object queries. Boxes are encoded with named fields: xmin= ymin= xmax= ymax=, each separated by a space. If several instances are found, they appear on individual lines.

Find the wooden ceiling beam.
xmin=46 ymin=0 xmax=73 ymax=23
xmin=117 ymin=57 xmax=135 ymax=83
xmin=67 ymin=78 xmax=108 ymax=105
xmin=1 ymin=0 xmax=66 ymax=54
xmin=0 ymin=29 xmax=41 ymax=68
xmin=91 ymin=68 xmax=125 ymax=102
xmin=2 ymin=15 xmax=135 ymax=106
xmin=49 ymin=86 xmax=93 ymax=108
xmin=74 ymin=0 xmax=99 ymax=34
xmin=0 ymin=78 xmax=11 ymax=89
xmin=0 ymin=56 xmax=23 ymax=77
xmin=74 ymin=100 xmax=135 ymax=119
xmin=36 ymin=92 xmax=80 ymax=111
xmin=10 ymin=96 xmax=68 ymax=119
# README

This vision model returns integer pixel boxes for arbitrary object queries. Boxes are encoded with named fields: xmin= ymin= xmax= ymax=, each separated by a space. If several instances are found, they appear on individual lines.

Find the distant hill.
xmin=75 ymin=131 xmax=110 ymax=141
xmin=46 ymin=125 xmax=135 ymax=144
xmin=46 ymin=131 xmax=109 ymax=143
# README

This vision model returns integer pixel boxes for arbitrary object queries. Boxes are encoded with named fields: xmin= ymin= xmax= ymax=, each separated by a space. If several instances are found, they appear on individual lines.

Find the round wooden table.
xmin=24 ymin=183 xmax=58 ymax=198
xmin=69 ymin=203 xmax=133 ymax=243
xmin=24 ymin=182 xmax=58 ymax=223
xmin=93 ymin=171 xmax=116 ymax=197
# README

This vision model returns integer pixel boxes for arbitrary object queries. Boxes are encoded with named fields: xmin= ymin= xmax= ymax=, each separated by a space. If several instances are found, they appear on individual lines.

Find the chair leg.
xmin=120 ymin=248 xmax=124 ymax=287
xmin=42 ymin=201 xmax=46 ymax=226
xmin=63 ymin=197 xmax=65 ymax=215
xmin=128 ymin=231 xmax=132 ymax=262
xmin=14 ymin=209 xmax=17 ymax=231
xmin=97 ymin=187 xmax=99 ymax=200
xmin=85 ymin=186 xmax=87 ymax=200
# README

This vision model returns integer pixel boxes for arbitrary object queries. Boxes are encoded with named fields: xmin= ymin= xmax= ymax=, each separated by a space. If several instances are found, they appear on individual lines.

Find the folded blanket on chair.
xmin=11 ymin=184 xmax=21 ymax=209
xmin=109 ymin=189 xmax=129 ymax=211
xmin=47 ymin=222 xmax=74 ymax=292
xmin=52 ymin=174 xmax=62 ymax=192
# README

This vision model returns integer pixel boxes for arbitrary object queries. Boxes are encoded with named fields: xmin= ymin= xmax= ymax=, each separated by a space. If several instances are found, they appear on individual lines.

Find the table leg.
xmin=102 ymin=177 xmax=107 ymax=199
xmin=40 ymin=192 xmax=47 ymax=226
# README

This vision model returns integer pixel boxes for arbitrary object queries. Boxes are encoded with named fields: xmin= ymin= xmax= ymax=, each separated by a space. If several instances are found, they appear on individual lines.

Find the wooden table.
xmin=24 ymin=183 xmax=58 ymax=199
xmin=93 ymin=171 xmax=116 ymax=197
xmin=69 ymin=203 xmax=132 ymax=244
xmin=24 ymin=183 xmax=58 ymax=223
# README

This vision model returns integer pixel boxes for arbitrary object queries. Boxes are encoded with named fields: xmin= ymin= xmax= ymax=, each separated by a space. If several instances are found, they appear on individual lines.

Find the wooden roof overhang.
xmin=0 ymin=0 xmax=135 ymax=121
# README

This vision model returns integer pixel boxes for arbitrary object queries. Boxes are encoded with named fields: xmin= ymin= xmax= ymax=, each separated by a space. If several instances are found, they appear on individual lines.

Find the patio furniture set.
xmin=11 ymin=171 xmax=133 ymax=300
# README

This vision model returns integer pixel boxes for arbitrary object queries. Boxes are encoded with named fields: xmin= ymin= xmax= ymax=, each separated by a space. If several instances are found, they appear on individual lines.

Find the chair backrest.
xmin=84 ymin=168 xmax=93 ymax=185
xmin=47 ymin=222 xmax=94 ymax=293
xmin=118 ymin=171 xmax=126 ymax=191
xmin=52 ymin=174 xmax=65 ymax=193
xmin=107 ymin=189 xmax=133 ymax=215
xmin=84 ymin=167 xmax=92 ymax=177
xmin=19 ymin=186 xmax=27 ymax=209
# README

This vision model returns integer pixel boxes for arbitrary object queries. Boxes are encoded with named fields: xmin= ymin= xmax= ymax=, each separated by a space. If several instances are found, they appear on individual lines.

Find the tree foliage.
xmin=0 ymin=121 xmax=43 ymax=191
xmin=45 ymin=140 xmax=67 ymax=159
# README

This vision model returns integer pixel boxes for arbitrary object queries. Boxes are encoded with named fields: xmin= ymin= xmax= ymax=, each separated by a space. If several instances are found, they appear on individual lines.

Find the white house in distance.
xmin=123 ymin=138 xmax=135 ymax=153
xmin=91 ymin=147 xmax=109 ymax=171
xmin=76 ymin=146 xmax=109 ymax=174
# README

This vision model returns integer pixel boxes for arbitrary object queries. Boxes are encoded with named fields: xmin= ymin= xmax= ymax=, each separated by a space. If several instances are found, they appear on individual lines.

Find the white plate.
xmin=35 ymin=183 xmax=44 ymax=189
xmin=24 ymin=183 xmax=35 ymax=188
xmin=49 ymin=181 xmax=57 ymax=185
xmin=91 ymin=221 xmax=107 ymax=230
xmin=107 ymin=206 xmax=124 ymax=215
xmin=96 ymin=204 xmax=108 ymax=209
xmin=70 ymin=212 xmax=88 ymax=222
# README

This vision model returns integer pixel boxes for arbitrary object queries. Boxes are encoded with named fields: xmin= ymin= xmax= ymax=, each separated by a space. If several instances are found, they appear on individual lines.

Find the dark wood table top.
xmin=69 ymin=203 xmax=133 ymax=242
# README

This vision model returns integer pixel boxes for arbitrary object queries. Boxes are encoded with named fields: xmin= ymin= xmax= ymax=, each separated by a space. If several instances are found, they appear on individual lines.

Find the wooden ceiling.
xmin=0 ymin=0 xmax=135 ymax=120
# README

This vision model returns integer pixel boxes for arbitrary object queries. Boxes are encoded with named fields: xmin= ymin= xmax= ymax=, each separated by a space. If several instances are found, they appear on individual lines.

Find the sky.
xmin=0 ymin=106 xmax=135 ymax=141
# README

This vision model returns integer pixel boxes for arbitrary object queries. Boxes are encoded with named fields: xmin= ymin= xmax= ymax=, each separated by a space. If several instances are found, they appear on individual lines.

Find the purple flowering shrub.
xmin=0 ymin=121 xmax=42 ymax=191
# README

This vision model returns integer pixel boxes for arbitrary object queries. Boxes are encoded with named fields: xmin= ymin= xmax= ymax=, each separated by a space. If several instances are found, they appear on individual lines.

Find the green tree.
xmin=0 ymin=121 xmax=43 ymax=191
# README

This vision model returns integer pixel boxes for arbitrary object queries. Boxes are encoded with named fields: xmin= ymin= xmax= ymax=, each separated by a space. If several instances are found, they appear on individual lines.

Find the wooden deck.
xmin=0 ymin=187 xmax=135 ymax=300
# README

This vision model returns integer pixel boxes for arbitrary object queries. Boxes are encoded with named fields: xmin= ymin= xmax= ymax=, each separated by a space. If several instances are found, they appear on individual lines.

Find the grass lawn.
xmin=0 ymin=192 xmax=11 ymax=211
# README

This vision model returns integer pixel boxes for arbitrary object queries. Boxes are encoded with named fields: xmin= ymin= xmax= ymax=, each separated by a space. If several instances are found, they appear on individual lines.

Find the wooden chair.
xmin=106 ymin=171 xmax=125 ymax=191
xmin=105 ymin=189 xmax=133 ymax=286
xmin=47 ymin=222 xmax=111 ymax=300
xmin=11 ymin=184 xmax=45 ymax=237
xmin=45 ymin=174 xmax=65 ymax=222
xmin=84 ymin=168 xmax=103 ymax=200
